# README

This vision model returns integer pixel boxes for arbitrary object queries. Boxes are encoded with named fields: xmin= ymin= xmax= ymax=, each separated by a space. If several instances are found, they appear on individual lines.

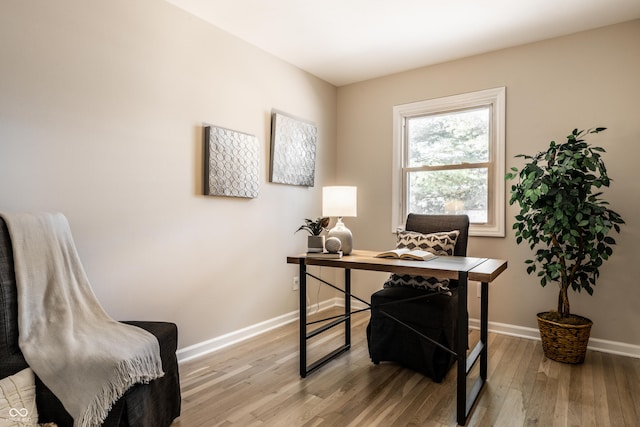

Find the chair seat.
xmin=34 ymin=321 xmax=181 ymax=427
xmin=124 ymin=321 xmax=179 ymax=368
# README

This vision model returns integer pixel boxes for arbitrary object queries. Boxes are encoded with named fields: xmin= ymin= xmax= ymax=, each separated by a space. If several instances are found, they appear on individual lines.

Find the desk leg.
xmin=297 ymin=264 xmax=356 ymax=377
xmin=456 ymin=276 xmax=490 ymax=425
xmin=299 ymin=260 xmax=307 ymax=378
xmin=480 ymin=281 xmax=489 ymax=381
xmin=345 ymin=268 xmax=351 ymax=349
xmin=456 ymin=271 xmax=468 ymax=425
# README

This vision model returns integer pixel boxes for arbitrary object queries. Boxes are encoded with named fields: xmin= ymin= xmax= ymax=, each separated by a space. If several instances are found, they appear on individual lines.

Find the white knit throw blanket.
xmin=2 ymin=212 xmax=164 ymax=427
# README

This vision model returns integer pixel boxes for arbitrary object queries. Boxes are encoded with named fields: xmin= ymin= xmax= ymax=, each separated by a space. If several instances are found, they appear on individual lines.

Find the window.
xmin=392 ymin=87 xmax=506 ymax=237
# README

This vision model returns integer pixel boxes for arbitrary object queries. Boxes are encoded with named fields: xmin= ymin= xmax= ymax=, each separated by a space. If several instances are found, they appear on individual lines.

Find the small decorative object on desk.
xmin=306 ymin=235 xmax=325 ymax=253
xmin=375 ymin=248 xmax=436 ymax=261
xmin=306 ymin=251 xmax=343 ymax=259
xmin=295 ymin=217 xmax=329 ymax=253
xmin=324 ymin=236 xmax=342 ymax=253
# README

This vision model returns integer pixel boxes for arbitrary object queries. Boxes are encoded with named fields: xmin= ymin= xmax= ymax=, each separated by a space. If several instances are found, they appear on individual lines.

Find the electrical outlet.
xmin=293 ymin=276 xmax=299 ymax=291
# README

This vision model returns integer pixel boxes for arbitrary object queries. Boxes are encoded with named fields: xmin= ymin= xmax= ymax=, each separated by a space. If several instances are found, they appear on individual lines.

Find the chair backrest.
xmin=405 ymin=214 xmax=469 ymax=257
xmin=0 ymin=217 xmax=29 ymax=379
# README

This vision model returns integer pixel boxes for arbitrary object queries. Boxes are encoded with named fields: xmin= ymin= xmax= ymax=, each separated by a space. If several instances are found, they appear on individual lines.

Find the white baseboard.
xmin=178 ymin=298 xmax=639 ymax=363
xmin=469 ymin=318 xmax=640 ymax=359
xmin=176 ymin=298 xmax=336 ymax=363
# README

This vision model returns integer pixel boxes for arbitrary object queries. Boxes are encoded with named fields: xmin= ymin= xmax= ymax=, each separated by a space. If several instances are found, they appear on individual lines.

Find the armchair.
xmin=0 ymin=217 xmax=181 ymax=427
xmin=366 ymin=214 xmax=470 ymax=382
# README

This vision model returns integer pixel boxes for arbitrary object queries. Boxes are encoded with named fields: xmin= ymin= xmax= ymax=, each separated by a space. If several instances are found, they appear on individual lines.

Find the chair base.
xmin=367 ymin=286 xmax=458 ymax=382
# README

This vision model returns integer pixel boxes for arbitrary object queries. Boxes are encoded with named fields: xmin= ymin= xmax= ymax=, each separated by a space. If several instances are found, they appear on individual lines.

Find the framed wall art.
xmin=269 ymin=110 xmax=317 ymax=187
xmin=204 ymin=125 xmax=260 ymax=199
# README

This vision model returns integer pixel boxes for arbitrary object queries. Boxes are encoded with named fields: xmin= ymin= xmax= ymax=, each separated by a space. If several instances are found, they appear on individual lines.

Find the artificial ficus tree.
xmin=506 ymin=128 xmax=624 ymax=319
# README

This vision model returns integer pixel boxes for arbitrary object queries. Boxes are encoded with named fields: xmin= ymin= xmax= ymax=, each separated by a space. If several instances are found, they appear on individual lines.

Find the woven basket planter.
xmin=537 ymin=312 xmax=593 ymax=364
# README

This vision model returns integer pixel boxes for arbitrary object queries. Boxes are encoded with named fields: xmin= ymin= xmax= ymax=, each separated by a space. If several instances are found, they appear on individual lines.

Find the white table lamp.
xmin=322 ymin=186 xmax=357 ymax=255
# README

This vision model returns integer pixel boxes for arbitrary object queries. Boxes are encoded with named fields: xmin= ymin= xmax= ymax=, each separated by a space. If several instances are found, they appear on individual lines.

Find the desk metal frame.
xmin=287 ymin=250 xmax=507 ymax=426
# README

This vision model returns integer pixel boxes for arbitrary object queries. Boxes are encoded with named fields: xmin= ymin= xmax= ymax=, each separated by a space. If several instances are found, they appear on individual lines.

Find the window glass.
xmin=392 ymin=87 xmax=505 ymax=237
xmin=407 ymin=107 xmax=490 ymax=167
xmin=407 ymin=168 xmax=489 ymax=223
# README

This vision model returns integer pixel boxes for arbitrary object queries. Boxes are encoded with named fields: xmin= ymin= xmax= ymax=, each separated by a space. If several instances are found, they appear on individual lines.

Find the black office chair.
xmin=366 ymin=214 xmax=470 ymax=382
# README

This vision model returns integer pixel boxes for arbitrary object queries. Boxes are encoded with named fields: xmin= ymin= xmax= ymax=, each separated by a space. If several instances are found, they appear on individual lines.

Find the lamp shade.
xmin=322 ymin=186 xmax=357 ymax=217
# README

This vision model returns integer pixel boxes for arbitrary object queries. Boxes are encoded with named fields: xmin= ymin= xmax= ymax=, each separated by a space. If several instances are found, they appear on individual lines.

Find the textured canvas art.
xmin=269 ymin=111 xmax=317 ymax=187
xmin=204 ymin=125 xmax=260 ymax=198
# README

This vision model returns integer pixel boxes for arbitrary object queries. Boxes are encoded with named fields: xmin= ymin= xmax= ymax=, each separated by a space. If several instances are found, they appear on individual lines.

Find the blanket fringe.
xmin=77 ymin=354 xmax=164 ymax=427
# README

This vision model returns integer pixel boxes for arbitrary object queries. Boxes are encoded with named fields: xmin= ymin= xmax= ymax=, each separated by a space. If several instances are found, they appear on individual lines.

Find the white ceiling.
xmin=165 ymin=0 xmax=640 ymax=86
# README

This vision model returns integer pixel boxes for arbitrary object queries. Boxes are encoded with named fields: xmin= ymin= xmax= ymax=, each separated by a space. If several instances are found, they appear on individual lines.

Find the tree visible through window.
xmin=392 ymin=87 xmax=505 ymax=237
xmin=406 ymin=107 xmax=490 ymax=223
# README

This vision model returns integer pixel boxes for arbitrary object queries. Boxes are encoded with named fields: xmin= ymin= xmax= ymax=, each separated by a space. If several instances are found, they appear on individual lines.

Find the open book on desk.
xmin=375 ymin=248 xmax=436 ymax=261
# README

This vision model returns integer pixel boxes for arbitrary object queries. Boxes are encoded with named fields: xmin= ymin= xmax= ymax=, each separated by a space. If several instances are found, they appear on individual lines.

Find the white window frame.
xmin=391 ymin=87 xmax=506 ymax=237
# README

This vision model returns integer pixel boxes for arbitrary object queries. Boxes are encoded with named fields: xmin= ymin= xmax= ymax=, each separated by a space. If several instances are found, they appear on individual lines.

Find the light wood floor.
xmin=172 ymin=309 xmax=640 ymax=426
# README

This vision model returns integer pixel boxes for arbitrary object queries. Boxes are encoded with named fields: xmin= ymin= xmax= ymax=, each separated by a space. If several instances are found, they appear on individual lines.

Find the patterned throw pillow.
xmin=396 ymin=230 xmax=459 ymax=255
xmin=383 ymin=230 xmax=459 ymax=292
xmin=0 ymin=368 xmax=38 ymax=427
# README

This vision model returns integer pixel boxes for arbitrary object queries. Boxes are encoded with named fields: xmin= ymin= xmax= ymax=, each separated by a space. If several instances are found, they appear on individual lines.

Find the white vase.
xmin=327 ymin=218 xmax=353 ymax=255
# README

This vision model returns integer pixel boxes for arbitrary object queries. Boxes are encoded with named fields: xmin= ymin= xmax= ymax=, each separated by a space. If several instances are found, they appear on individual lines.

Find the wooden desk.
xmin=287 ymin=249 xmax=507 ymax=426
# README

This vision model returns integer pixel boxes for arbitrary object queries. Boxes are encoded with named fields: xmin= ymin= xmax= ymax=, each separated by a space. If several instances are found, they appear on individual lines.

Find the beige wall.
xmin=2 ymin=0 xmax=638 ymax=354
xmin=337 ymin=20 xmax=640 ymax=347
xmin=0 ymin=0 xmax=337 ymax=349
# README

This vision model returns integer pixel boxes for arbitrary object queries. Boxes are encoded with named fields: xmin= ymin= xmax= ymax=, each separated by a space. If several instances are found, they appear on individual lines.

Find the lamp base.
xmin=327 ymin=217 xmax=353 ymax=255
